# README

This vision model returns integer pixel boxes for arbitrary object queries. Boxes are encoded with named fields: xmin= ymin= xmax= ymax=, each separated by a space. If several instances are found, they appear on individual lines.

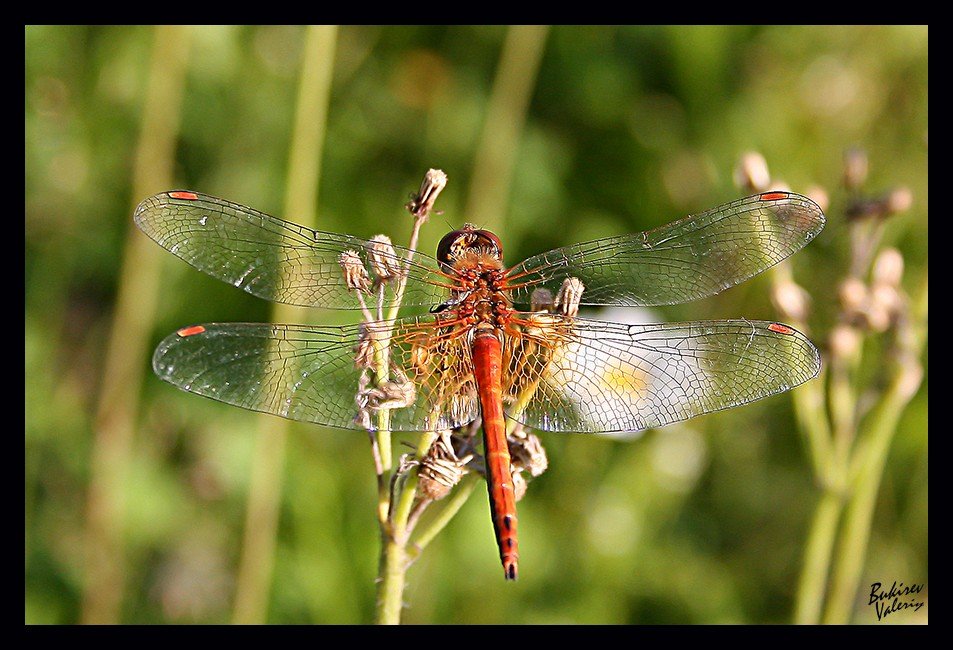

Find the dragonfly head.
xmin=436 ymin=224 xmax=504 ymax=269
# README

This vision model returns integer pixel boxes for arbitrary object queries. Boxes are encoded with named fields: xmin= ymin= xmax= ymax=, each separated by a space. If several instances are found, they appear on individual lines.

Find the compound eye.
xmin=435 ymin=227 xmax=504 ymax=267
xmin=436 ymin=229 xmax=469 ymax=266
xmin=476 ymin=229 xmax=503 ymax=260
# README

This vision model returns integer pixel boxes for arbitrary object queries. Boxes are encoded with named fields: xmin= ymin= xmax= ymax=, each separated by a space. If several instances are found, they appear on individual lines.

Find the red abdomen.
xmin=472 ymin=328 xmax=519 ymax=580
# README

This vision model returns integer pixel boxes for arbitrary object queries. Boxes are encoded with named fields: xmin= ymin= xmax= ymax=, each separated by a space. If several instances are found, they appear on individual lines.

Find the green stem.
xmin=464 ymin=25 xmax=549 ymax=233
xmin=374 ymin=26 xmax=549 ymax=622
xmin=409 ymin=474 xmax=480 ymax=555
xmin=83 ymin=24 xmax=191 ymax=625
xmin=232 ymin=25 xmax=337 ymax=625
xmin=392 ymin=433 xmax=437 ymax=534
xmin=822 ymin=277 xmax=927 ymax=624
xmin=791 ymin=366 xmax=834 ymax=485
xmin=375 ymin=538 xmax=408 ymax=625
xmin=793 ymin=490 xmax=843 ymax=624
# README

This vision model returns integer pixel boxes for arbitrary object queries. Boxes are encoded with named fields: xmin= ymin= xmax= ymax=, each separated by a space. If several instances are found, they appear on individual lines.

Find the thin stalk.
xmin=464 ymin=25 xmax=549 ymax=233
xmin=374 ymin=26 xmax=549 ymax=623
xmin=409 ymin=474 xmax=480 ymax=555
xmin=82 ymin=25 xmax=190 ymax=625
xmin=372 ymin=171 xmax=446 ymax=623
xmin=231 ymin=25 xmax=337 ymax=625
xmin=771 ymin=263 xmax=833 ymax=484
xmin=791 ymin=369 xmax=834 ymax=486
xmin=793 ymin=490 xmax=843 ymax=624
xmin=391 ymin=432 xmax=437 ymax=534
xmin=822 ymin=276 xmax=927 ymax=624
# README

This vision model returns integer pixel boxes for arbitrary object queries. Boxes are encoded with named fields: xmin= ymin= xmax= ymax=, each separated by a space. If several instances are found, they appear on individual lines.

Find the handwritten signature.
xmin=868 ymin=581 xmax=925 ymax=621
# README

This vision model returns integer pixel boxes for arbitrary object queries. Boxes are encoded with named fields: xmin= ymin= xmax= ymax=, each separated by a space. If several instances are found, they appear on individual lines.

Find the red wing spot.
xmin=759 ymin=191 xmax=788 ymax=201
xmin=177 ymin=325 xmax=207 ymax=337
xmin=169 ymin=191 xmax=199 ymax=200
xmin=768 ymin=323 xmax=796 ymax=335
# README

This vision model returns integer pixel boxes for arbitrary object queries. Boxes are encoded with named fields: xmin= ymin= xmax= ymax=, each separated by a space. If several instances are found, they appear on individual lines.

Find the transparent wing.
xmin=504 ymin=192 xmax=825 ymax=307
xmin=134 ymin=191 xmax=450 ymax=309
xmin=151 ymin=317 xmax=480 ymax=432
xmin=502 ymin=315 xmax=820 ymax=433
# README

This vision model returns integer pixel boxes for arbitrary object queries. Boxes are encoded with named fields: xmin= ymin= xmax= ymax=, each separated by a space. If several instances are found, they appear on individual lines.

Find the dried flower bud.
xmin=368 ymin=234 xmax=401 ymax=283
xmin=511 ymin=470 xmax=528 ymax=502
xmin=530 ymin=288 xmax=554 ymax=313
xmin=829 ymin=323 xmax=862 ymax=359
xmin=772 ymin=279 xmax=810 ymax=322
xmin=870 ymin=284 xmax=902 ymax=327
xmin=886 ymin=186 xmax=913 ymax=214
xmin=339 ymin=250 xmax=371 ymax=293
xmin=838 ymin=277 xmax=869 ymax=315
xmin=872 ymin=247 xmax=904 ymax=289
xmin=353 ymin=323 xmax=376 ymax=369
xmin=406 ymin=168 xmax=448 ymax=219
xmin=865 ymin=301 xmax=892 ymax=333
xmin=734 ymin=151 xmax=771 ymax=193
xmin=417 ymin=432 xmax=471 ymax=500
xmin=845 ymin=188 xmax=912 ymax=223
xmin=843 ymin=147 xmax=869 ymax=190
xmin=508 ymin=426 xmax=548 ymax=478
xmin=555 ymin=277 xmax=585 ymax=317
xmin=356 ymin=368 xmax=417 ymax=418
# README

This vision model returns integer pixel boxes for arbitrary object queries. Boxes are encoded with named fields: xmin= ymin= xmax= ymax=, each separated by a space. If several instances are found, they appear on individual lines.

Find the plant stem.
xmin=231 ymin=24 xmax=337 ymax=624
xmin=82 ymin=24 xmax=190 ymax=625
xmin=375 ymin=538 xmax=408 ymax=625
xmin=822 ymin=276 xmax=927 ymax=624
xmin=373 ymin=26 xmax=550 ymax=622
xmin=464 ymin=25 xmax=549 ymax=233
xmin=793 ymin=490 xmax=842 ymax=624
xmin=409 ymin=474 xmax=480 ymax=555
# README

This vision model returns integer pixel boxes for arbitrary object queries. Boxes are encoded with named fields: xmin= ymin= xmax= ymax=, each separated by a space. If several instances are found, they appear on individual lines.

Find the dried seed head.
xmin=772 ymin=279 xmax=810 ymax=323
xmin=865 ymin=301 xmax=892 ymax=332
xmin=511 ymin=470 xmax=528 ymax=502
xmin=417 ymin=432 xmax=472 ymax=501
xmin=886 ymin=186 xmax=913 ymax=214
xmin=339 ymin=250 xmax=371 ymax=293
xmin=368 ymin=234 xmax=401 ymax=283
xmin=839 ymin=277 xmax=869 ymax=315
xmin=734 ymin=151 xmax=771 ymax=193
xmin=555 ymin=277 xmax=585 ymax=317
xmin=353 ymin=323 xmax=376 ymax=369
xmin=508 ymin=425 xmax=548 ymax=478
xmin=530 ymin=288 xmax=554 ymax=313
xmin=845 ymin=188 xmax=912 ymax=223
xmin=406 ymin=168 xmax=448 ymax=219
xmin=872 ymin=247 xmax=904 ymax=289
xmin=829 ymin=323 xmax=862 ymax=359
xmin=843 ymin=147 xmax=869 ymax=190
xmin=869 ymin=284 xmax=903 ymax=328
xmin=356 ymin=368 xmax=417 ymax=423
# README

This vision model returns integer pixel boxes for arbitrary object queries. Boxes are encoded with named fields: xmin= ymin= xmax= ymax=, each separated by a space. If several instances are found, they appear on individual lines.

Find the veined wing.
xmin=504 ymin=192 xmax=825 ymax=307
xmin=151 ymin=317 xmax=481 ymax=432
xmin=134 ymin=191 xmax=450 ymax=310
xmin=503 ymin=315 xmax=819 ymax=433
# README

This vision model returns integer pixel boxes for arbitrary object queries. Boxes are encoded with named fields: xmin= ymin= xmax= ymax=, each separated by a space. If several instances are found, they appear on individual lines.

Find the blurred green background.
xmin=25 ymin=25 xmax=927 ymax=624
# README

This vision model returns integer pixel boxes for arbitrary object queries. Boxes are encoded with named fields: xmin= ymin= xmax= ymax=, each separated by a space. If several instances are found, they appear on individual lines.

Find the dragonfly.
xmin=135 ymin=186 xmax=825 ymax=581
